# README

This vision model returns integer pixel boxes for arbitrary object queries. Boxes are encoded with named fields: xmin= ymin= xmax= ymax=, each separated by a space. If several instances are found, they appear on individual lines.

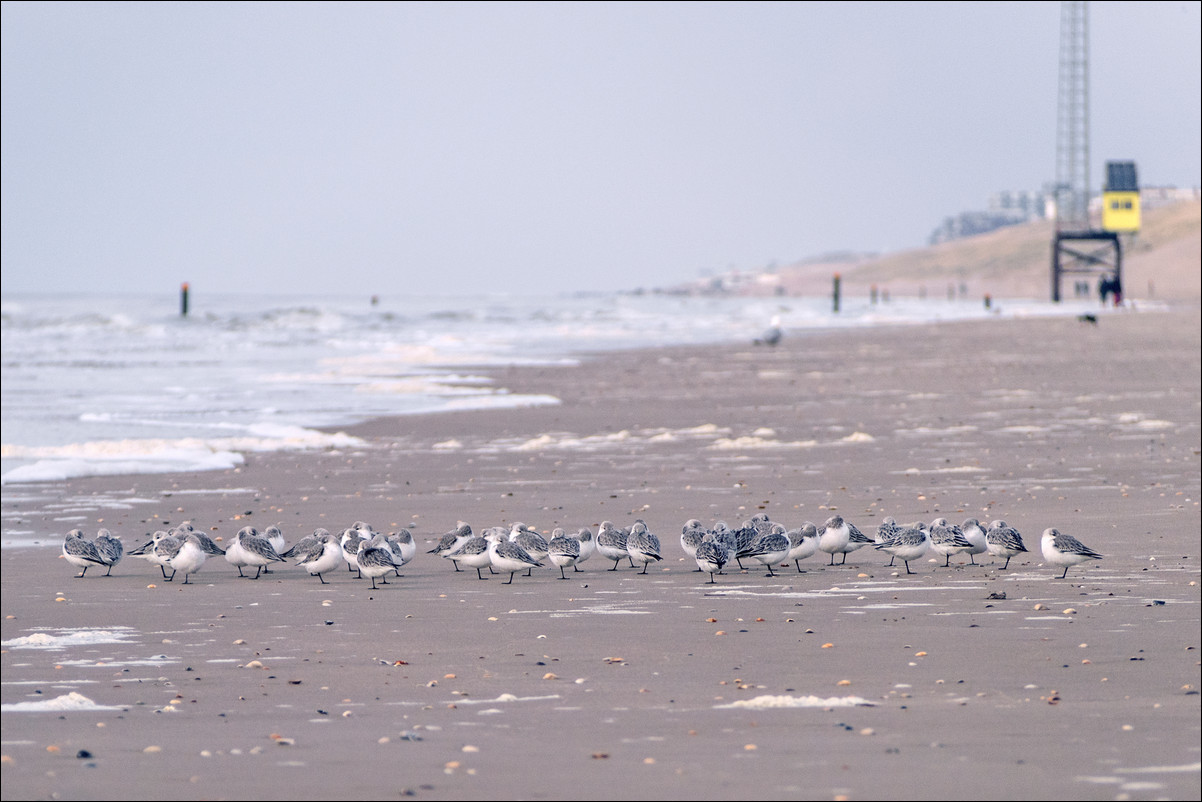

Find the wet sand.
xmin=3 ymin=306 xmax=1200 ymax=801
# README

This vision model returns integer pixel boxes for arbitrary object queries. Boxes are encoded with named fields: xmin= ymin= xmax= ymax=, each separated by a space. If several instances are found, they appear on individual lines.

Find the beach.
xmin=2 ymin=306 xmax=1199 ymax=801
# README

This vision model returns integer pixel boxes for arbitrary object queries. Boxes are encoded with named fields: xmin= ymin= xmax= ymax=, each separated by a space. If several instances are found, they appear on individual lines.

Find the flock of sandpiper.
xmin=60 ymin=513 xmax=1104 ymax=586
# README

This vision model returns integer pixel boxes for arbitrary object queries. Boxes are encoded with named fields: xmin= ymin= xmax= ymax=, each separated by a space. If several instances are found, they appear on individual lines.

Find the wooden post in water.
xmin=832 ymin=273 xmax=841 ymax=313
xmin=180 ymin=282 xmax=190 ymax=317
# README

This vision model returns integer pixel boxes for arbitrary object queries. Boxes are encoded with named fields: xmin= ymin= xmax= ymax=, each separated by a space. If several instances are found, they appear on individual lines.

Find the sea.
xmin=1 ymin=289 xmax=1111 ymax=486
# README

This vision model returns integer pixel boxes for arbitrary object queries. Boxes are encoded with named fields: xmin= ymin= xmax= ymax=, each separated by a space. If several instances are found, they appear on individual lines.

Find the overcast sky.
xmin=3 ymin=1 xmax=1199 ymax=298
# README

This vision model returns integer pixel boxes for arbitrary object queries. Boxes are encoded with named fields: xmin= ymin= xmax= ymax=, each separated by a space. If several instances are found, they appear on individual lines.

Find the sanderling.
xmin=235 ymin=527 xmax=287 ymax=580
xmin=447 ymin=532 xmax=494 ymax=579
xmin=546 ymin=528 xmax=583 ymax=579
xmin=62 ymin=530 xmax=106 ymax=578
xmin=819 ymin=515 xmax=870 ymax=565
xmin=875 ymin=523 xmax=930 ymax=574
xmin=985 ymin=520 xmax=1028 ymax=570
xmin=428 ymin=522 xmax=474 ymax=571
xmin=960 ymin=518 xmax=989 ymax=565
xmin=167 ymin=533 xmax=211 ymax=584
xmin=486 ymin=529 xmax=543 ymax=584
xmin=745 ymin=525 xmax=790 ymax=576
xmin=680 ymin=519 xmax=707 ymax=568
xmin=355 ymin=533 xmax=404 ymax=589
xmin=340 ymin=526 xmax=371 ymax=577
xmin=92 ymin=528 xmax=124 ymax=576
xmin=509 ymin=523 xmax=550 ymax=576
xmin=929 ymin=518 xmax=974 ymax=567
xmin=694 ymin=540 xmax=729 ymax=584
xmin=292 ymin=529 xmax=344 ymax=584
xmin=875 ymin=518 xmax=902 ymax=566
xmin=626 ymin=520 xmax=663 ymax=574
xmin=1041 ymin=528 xmax=1103 ymax=578
xmin=786 ymin=522 xmax=820 ymax=572
xmin=572 ymin=527 xmax=596 ymax=569
xmin=596 ymin=521 xmax=629 ymax=570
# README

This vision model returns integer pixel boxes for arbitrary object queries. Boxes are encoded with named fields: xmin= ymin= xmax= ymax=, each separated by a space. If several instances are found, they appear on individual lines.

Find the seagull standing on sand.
xmin=62 ymin=530 xmax=106 ymax=578
xmin=1041 ymin=528 xmax=1103 ymax=579
xmin=985 ymin=520 xmax=1028 ymax=570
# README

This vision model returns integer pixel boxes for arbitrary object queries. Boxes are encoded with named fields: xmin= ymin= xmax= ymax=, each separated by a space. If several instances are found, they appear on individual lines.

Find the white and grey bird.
xmin=428 ymin=522 xmax=474 ymax=571
xmin=694 ymin=540 xmax=729 ymax=584
xmin=166 ymin=532 xmax=210 ymax=584
xmin=235 ymin=527 xmax=287 ymax=580
xmin=447 ymin=532 xmax=495 ymax=580
xmin=875 ymin=523 xmax=930 ymax=574
xmin=785 ymin=522 xmax=820 ymax=572
xmin=176 ymin=525 xmax=225 ymax=559
xmin=985 ymin=520 xmax=1028 ymax=570
xmin=819 ymin=515 xmax=871 ymax=565
xmin=1041 ymin=528 xmax=1103 ymax=579
xmin=356 ymin=533 xmax=404 ymax=589
xmin=680 ymin=519 xmax=707 ymax=568
xmin=92 ymin=528 xmax=124 ymax=576
xmin=62 ymin=530 xmax=106 ymax=578
xmin=546 ymin=528 xmax=582 ymax=579
xmin=626 ymin=520 xmax=662 ymax=574
xmin=732 ymin=518 xmax=762 ymax=568
xmin=704 ymin=522 xmax=738 ymax=563
xmin=960 ymin=518 xmax=989 ymax=565
xmin=745 ymin=525 xmax=790 ymax=576
xmin=340 ymin=526 xmax=371 ymax=577
xmin=875 ymin=517 xmax=903 ymax=566
xmin=509 ymin=523 xmax=550 ymax=576
xmin=595 ymin=521 xmax=629 ymax=571
xmin=385 ymin=529 xmax=418 ymax=575
xmin=133 ymin=530 xmax=183 ymax=580
xmin=292 ymin=529 xmax=344 ymax=584
xmin=260 ymin=525 xmax=287 ymax=574
xmin=223 ymin=526 xmax=256 ymax=577
xmin=929 ymin=517 xmax=974 ymax=567
xmin=572 ymin=527 xmax=596 ymax=568
xmin=486 ymin=529 xmax=543 ymax=584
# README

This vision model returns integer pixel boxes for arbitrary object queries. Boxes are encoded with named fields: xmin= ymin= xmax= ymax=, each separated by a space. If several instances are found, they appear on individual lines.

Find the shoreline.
xmin=3 ymin=306 xmax=1200 ymax=801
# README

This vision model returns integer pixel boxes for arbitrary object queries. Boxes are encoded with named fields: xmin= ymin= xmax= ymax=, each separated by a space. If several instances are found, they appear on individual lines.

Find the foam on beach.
xmin=1 ymin=692 xmax=124 ymax=712
xmin=714 ymin=695 xmax=876 ymax=709
xmin=2 ymin=627 xmax=139 ymax=650
xmin=1 ymin=425 xmax=365 ymax=484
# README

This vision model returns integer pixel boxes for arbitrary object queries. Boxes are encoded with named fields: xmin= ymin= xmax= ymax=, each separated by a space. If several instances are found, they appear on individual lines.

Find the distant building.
xmin=929 ymin=189 xmax=1052 ymax=245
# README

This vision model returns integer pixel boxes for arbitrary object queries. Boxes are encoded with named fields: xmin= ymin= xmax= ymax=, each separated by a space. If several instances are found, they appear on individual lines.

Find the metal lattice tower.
xmin=1055 ymin=1 xmax=1090 ymax=230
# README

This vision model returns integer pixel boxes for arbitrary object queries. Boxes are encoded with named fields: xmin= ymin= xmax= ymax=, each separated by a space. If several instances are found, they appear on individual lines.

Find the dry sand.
xmin=2 ymin=305 xmax=1200 ymax=801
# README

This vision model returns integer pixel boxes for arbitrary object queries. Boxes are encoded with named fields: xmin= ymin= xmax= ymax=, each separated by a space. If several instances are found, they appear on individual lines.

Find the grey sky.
xmin=3 ymin=1 xmax=1199 ymax=297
